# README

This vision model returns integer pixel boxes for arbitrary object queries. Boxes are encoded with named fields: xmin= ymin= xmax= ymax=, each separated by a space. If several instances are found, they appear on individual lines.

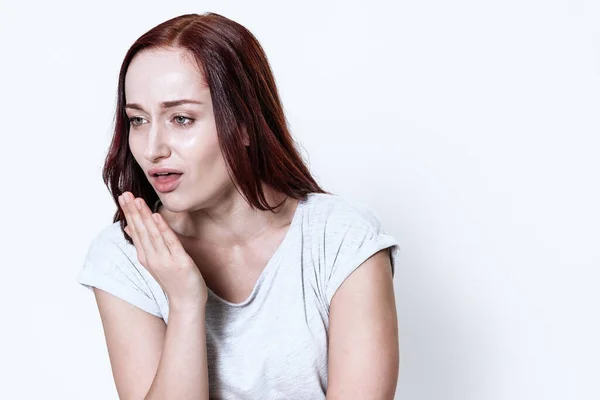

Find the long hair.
xmin=101 ymin=12 xmax=330 ymax=242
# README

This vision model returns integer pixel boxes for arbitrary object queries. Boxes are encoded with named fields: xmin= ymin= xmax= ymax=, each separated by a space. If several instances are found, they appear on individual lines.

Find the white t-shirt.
xmin=77 ymin=192 xmax=401 ymax=399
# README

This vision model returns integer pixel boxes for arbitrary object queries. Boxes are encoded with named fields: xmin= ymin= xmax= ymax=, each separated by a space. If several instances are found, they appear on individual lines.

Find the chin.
xmin=163 ymin=196 xmax=208 ymax=214
xmin=156 ymin=197 xmax=185 ymax=213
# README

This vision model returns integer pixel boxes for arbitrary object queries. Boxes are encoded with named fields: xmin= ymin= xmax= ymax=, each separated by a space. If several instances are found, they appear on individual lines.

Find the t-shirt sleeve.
xmin=77 ymin=229 xmax=163 ymax=318
xmin=323 ymin=203 xmax=401 ymax=307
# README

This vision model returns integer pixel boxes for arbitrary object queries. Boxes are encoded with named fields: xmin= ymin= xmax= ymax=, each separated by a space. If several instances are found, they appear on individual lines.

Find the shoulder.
xmin=80 ymin=221 xmax=142 ymax=282
xmin=78 ymin=221 xmax=165 ymax=318
xmin=302 ymin=193 xmax=400 ymax=304
xmin=84 ymin=221 xmax=130 ymax=259
xmin=303 ymin=192 xmax=381 ymax=222
xmin=302 ymin=192 xmax=385 ymax=236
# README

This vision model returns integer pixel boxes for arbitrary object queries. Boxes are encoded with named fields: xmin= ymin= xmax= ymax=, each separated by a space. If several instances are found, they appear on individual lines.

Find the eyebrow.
xmin=125 ymin=99 xmax=203 ymax=111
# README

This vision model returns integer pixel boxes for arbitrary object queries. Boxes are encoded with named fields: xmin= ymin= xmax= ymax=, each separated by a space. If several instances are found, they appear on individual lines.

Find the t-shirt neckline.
xmin=203 ymin=194 xmax=310 ymax=307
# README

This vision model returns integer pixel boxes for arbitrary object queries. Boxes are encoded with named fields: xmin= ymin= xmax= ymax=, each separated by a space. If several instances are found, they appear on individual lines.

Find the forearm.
xmin=145 ymin=305 xmax=209 ymax=400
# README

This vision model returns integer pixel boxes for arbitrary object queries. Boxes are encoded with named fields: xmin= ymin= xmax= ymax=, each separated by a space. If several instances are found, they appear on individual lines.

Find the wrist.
xmin=168 ymin=298 xmax=207 ymax=316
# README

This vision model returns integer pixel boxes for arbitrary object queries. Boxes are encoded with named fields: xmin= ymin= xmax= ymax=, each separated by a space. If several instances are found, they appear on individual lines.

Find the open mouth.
xmin=152 ymin=173 xmax=183 ymax=193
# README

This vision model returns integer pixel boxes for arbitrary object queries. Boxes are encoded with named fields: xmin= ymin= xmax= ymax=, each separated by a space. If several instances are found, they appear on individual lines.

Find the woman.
xmin=78 ymin=12 xmax=401 ymax=399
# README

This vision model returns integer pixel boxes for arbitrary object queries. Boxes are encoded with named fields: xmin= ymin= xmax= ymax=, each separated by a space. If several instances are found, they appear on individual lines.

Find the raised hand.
xmin=118 ymin=191 xmax=208 ymax=310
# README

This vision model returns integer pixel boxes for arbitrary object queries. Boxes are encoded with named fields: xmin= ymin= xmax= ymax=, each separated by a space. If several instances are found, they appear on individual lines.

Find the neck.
xmin=158 ymin=183 xmax=297 ymax=249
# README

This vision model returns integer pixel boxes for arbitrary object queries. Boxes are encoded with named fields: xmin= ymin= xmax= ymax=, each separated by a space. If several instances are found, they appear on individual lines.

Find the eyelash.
xmin=128 ymin=115 xmax=195 ymax=129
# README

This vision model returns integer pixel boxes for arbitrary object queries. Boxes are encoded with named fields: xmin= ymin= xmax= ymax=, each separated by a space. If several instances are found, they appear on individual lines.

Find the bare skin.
xmin=168 ymin=193 xmax=299 ymax=304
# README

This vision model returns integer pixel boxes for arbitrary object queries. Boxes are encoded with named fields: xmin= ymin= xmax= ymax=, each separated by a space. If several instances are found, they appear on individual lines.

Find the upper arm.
xmin=93 ymin=287 xmax=167 ymax=400
xmin=326 ymin=249 xmax=399 ymax=400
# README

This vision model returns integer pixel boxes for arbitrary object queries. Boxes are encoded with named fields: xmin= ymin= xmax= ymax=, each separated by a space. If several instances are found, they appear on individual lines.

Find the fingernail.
xmin=135 ymin=199 xmax=142 ymax=210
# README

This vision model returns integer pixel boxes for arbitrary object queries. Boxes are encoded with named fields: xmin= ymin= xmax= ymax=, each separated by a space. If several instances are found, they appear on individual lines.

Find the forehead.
xmin=125 ymin=48 xmax=209 ymax=101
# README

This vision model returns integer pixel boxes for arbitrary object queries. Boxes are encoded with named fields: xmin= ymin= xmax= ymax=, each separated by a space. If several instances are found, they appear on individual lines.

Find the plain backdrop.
xmin=0 ymin=0 xmax=598 ymax=399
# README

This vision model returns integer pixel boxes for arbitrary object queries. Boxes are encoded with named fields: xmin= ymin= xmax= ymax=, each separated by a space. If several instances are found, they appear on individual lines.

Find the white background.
xmin=0 ymin=0 xmax=598 ymax=399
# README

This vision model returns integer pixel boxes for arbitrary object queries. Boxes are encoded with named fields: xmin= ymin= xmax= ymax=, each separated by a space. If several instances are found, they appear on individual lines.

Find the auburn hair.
xmin=101 ymin=12 xmax=330 ymax=242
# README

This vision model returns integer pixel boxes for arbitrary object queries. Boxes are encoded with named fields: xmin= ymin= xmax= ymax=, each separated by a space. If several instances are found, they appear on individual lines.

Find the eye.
xmin=128 ymin=116 xmax=146 ymax=127
xmin=174 ymin=115 xmax=195 ymax=127
xmin=127 ymin=115 xmax=195 ymax=129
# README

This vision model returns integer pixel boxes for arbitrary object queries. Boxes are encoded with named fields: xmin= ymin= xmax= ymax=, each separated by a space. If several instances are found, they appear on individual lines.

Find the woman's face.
xmin=124 ymin=48 xmax=233 ymax=211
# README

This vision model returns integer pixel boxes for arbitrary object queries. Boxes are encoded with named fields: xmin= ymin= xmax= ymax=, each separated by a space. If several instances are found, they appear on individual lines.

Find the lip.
xmin=148 ymin=166 xmax=184 ymax=176
xmin=151 ymin=173 xmax=183 ymax=193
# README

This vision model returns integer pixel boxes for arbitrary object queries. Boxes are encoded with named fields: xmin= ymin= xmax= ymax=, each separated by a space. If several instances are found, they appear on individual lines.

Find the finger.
xmin=135 ymin=197 xmax=172 ymax=257
xmin=119 ymin=194 xmax=135 ymax=240
xmin=120 ymin=193 xmax=146 ymax=262
xmin=125 ymin=194 xmax=156 ymax=259
xmin=119 ymin=193 xmax=135 ymax=235
xmin=152 ymin=212 xmax=189 ymax=261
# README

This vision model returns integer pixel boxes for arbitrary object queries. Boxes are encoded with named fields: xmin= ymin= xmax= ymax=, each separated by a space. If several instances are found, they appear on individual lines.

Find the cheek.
xmin=189 ymin=139 xmax=230 ymax=183
xmin=185 ymin=127 xmax=222 ymax=162
xmin=194 ymin=142 xmax=224 ymax=172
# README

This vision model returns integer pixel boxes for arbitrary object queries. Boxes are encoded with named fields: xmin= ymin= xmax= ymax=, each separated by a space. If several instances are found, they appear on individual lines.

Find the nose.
xmin=143 ymin=121 xmax=171 ymax=162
